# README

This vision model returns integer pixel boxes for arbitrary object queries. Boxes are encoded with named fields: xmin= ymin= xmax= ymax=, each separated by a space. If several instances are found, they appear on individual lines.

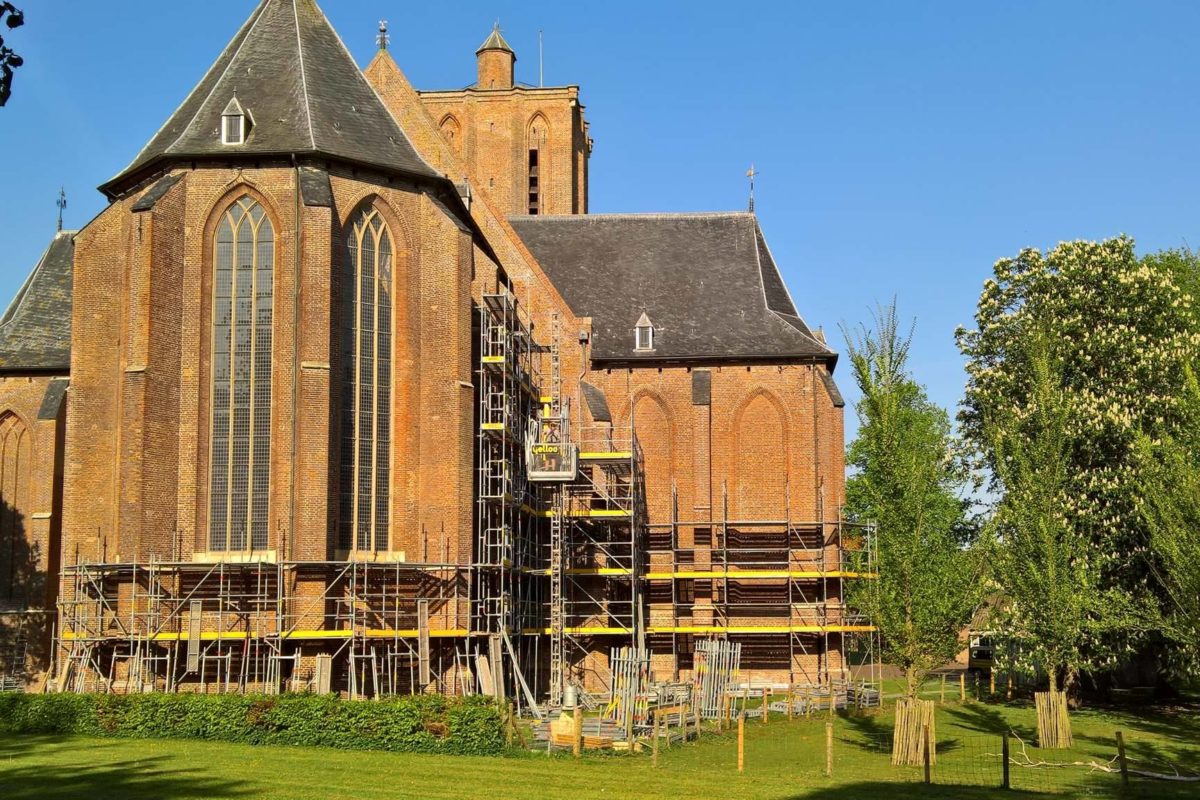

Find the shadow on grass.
xmin=0 ymin=736 xmax=252 ymax=800
xmin=781 ymin=781 xmax=1048 ymax=799
xmin=942 ymin=702 xmax=1037 ymax=740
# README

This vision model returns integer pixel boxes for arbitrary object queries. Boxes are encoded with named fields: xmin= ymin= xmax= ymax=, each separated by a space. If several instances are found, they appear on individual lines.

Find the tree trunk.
xmin=904 ymin=665 xmax=920 ymax=700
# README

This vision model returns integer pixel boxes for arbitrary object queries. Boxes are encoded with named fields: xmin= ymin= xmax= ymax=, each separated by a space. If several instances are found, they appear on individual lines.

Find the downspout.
xmin=289 ymin=155 xmax=301 ymax=560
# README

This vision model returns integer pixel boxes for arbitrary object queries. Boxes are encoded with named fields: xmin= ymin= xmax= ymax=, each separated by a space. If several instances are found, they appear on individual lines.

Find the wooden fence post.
xmin=1116 ymin=730 xmax=1129 ymax=787
xmin=694 ymin=700 xmax=701 ymax=739
xmin=652 ymin=711 xmax=660 ymax=767
xmin=787 ymin=687 xmax=794 ymax=720
xmin=940 ymin=674 xmax=946 ymax=703
xmin=738 ymin=713 xmax=745 ymax=773
xmin=763 ymin=687 xmax=770 ymax=724
xmin=573 ymin=706 xmax=582 ymax=758
xmin=825 ymin=720 xmax=833 ymax=777
xmin=959 ymin=673 xmax=966 ymax=703
xmin=1002 ymin=733 xmax=1010 ymax=789
xmin=923 ymin=723 xmax=932 ymax=784
xmin=989 ymin=671 xmax=995 ymax=696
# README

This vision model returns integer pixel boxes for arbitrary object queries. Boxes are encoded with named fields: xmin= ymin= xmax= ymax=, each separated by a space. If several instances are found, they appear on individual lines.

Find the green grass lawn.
xmin=1 ymin=699 xmax=1196 ymax=799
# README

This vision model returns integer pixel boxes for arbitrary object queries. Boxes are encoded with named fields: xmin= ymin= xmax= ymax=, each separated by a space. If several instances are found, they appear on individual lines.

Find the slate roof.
xmin=0 ymin=230 xmax=74 ymax=372
xmin=477 ymin=25 xmax=515 ymax=55
xmin=508 ymin=212 xmax=836 ymax=364
xmin=100 ymin=0 xmax=439 ymax=197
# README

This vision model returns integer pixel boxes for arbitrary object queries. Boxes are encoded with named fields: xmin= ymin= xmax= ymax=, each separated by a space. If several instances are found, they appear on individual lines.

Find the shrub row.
xmin=0 ymin=692 xmax=505 ymax=755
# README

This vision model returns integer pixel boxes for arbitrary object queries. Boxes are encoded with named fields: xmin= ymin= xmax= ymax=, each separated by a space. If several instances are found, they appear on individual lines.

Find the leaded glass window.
xmin=209 ymin=195 xmax=273 ymax=551
xmin=339 ymin=207 xmax=392 ymax=551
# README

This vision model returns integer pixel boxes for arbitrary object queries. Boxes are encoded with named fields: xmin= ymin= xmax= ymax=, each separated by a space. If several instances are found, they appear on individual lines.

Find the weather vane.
xmin=56 ymin=186 xmax=67 ymax=232
xmin=377 ymin=19 xmax=389 ymax=51
xmin=746 ymin=164 xmax=757 ymax=213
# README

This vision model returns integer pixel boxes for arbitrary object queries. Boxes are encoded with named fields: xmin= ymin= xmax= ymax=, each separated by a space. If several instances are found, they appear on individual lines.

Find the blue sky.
xmin=3 ymin=1 xmax=1200 ymax=440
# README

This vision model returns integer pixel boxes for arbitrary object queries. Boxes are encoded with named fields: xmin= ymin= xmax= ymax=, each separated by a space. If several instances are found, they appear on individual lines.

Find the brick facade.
xmin=0 ymin=4 xmax=858 ymax=696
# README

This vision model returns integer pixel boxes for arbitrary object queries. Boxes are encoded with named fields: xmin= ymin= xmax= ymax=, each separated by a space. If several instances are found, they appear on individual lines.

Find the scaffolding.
xmin=644 ymin=481 xmax=878 ymax=701
xmin=474 ymin=292 xmax=548 ymax=711
xmin=50 ymin=293 xmax=873 ymax=707
xmin=56 ymin=559 xmax=470 ymax=696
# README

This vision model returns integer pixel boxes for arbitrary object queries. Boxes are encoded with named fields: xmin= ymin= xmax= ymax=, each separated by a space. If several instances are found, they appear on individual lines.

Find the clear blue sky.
xmin=3 ymin=1 xmax=1200 ymax=439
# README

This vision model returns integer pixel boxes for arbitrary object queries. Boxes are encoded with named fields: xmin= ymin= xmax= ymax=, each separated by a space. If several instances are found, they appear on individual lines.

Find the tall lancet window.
xmin=209 ymin=196 xmax=274 ymax=552
xmin=339 ymin=206 xmax=393 ymax=551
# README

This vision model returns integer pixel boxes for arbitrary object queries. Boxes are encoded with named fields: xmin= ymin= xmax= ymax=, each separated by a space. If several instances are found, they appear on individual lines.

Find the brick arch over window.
xmin=632 ymin=391 xmax=674 ymax=524
xmin=732 ymin=388 xmax=789 ymax=519
xmin=439 ymin=114 xmax=462 ymax=154
xmin=0 ymin=411 xmax=32 ymax=603
xmin=207 ymin=194 xmax=274 ymax=552
xmin=338 ymin=201 xmax=397 ymax=552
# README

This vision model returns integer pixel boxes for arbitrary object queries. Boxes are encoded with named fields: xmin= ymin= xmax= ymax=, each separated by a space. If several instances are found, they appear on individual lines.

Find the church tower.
xmin=476 ymin=24 xmax=515 ymax=90
xmin=418 ymin=26 xmax=592 ymax=217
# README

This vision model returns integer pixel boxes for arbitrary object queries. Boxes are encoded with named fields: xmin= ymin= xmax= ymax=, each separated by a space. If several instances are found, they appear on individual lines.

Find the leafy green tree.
xmin=0 ymin=3 xmax=24 ymax=108
xmin=843 ymin=303 xmax=985 ymax=699
xmin=984 ymin=334 xmax=1138 ymax=695
xmin=1137 ymin=368 xmax=1200 ymax=676
xmin=957 ymin=237 xmax=1199 ymax=670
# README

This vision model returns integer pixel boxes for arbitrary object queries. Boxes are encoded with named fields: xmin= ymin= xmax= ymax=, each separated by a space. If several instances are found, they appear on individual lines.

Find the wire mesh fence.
xmin=852 ymin=728 xmax=1194 ymax=796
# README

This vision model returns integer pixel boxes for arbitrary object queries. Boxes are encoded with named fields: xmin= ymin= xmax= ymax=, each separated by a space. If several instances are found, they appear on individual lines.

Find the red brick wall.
xmin=63 ymin=165 xmax=476 ymax=569
xmin=0 ymin=374 xmax=67 ymax=681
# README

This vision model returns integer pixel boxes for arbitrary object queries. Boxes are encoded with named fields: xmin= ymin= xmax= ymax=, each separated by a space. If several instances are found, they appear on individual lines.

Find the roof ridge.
xmin=169 ymin=0 xmax=273 ymax=158
xmin=509 ymin=211 xmax=755 ymax=222
xmin=316 ymin=1 xmax=441 ymax=178
xmin=115 ymin=1 xmax=270 ymax=180
xmin=292 ymin=0 xmax=317 ymax=149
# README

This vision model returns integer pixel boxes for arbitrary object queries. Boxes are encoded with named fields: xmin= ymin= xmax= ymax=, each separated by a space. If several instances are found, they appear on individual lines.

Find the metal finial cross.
xmin=56 ymin=186 xmax=67 ymax=232
xmin=377 ymin=19 xmax=389 ymax=50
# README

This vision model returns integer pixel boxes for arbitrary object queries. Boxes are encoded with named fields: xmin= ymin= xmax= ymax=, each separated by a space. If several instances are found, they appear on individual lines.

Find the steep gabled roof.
xmin=508 ymin=212 xmax=836 ymax=364
xmin=100 ymin=0 xmax=439 ymax=197
xmin=0 ymin=230 xmax=74 ymax=372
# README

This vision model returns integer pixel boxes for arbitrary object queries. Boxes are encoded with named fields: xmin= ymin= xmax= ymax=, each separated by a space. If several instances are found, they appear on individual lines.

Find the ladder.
xmin=549 ymin=490 xmax=565 ymax=707
xmin=547 ymin=312 xmax=566 ymax=707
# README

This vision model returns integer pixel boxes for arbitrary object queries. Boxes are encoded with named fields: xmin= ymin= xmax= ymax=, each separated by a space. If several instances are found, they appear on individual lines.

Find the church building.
xmin=0 ymin=0 xmax=872 ymax=706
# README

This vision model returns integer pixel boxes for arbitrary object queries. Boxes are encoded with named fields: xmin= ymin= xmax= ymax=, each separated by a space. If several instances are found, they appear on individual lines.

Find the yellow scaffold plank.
xmin=481 ymin=355 xmax=505 ymax=364
xmin=522 ymin=627 xmax=632 ymax=636
xmin=567 ymin=509 xmax=632 ymax=518
xmin=565 ymin=567 xmax=634 ymax=576
xmin=481 ymin=422 xmax=506 ymax=431
xmin=362 ymin=629 xmax=470 ymax=639
xmin=643 ymin=570 xmax=880 ymax=580
xmin=645 ymin=625 xmax=878 ymax=634
xmin=579 ymin=452 xmax=633 ymax=461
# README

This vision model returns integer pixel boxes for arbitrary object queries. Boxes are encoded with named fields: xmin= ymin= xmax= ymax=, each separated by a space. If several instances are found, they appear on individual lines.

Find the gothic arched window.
xmin=339 ymin=206 xmax=393 ymax=551
xmin=0 ymin=412 xmax=30 ymax=603
xmin=209 ymin=195 xmax=273 ymax=552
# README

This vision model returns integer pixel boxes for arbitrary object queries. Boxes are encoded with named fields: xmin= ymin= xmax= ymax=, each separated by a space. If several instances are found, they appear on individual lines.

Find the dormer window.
xmin=635 ymin=312 xmax=655 ymax=351
xmin=221 ymin=97 xmax=249 ymax=145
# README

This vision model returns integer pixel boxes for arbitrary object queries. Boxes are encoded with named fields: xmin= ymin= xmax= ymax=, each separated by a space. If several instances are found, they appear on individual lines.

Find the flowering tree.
xmin=1137 ymin=368 xmax=1200 ymax=676
xmin=957 ymin=237 xmax=1199 ymax=675
xmin=984 ymin=335 xmax=1137 ymax=699
xmin=843 ymin=304 xmax=985 ymax=702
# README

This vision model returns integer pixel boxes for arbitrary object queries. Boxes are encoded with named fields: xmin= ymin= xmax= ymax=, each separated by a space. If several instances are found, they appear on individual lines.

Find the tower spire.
xmin=377 ymin=19 xmax=389 ymax=51
xmin=56 ymin=186 xmax=67 ymax=232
